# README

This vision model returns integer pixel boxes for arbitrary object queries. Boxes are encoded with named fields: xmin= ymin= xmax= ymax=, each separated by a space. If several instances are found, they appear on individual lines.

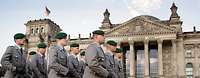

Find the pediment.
xmin=105 ymin=17 xmax=177 ymax=36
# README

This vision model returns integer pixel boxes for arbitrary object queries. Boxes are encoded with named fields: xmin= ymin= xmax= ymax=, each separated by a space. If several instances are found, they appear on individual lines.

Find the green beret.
xmin=29 ymin=51 xmax=36 ymax=55
xmin=55 ymin=32 xmax=67 ymax=39
xmin=92 ymin=30 xmax=104 ymax=35
xmin=116 ymin=48 xmax=123 ymax=53
xmin=37 ymin=42 xmax=47 ymax=48
xmin=70 ymin=43 xmax=79 ymax=48
xmin=106 ymin=40 xmax=117 ymax=46
xmin=80 ymin=51 xmax=85 ymax=56
xmin=14 ymin=33 xmax=25 ymax=39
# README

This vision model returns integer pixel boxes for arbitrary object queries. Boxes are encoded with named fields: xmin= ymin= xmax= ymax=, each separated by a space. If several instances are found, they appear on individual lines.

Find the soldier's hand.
xmin=107 ymin=72 xmax=113 ymax=78
xmin=6 ymin=64 xmax=16 ymax=72
xmin=11 ymin=66 xmax=16 ymax=72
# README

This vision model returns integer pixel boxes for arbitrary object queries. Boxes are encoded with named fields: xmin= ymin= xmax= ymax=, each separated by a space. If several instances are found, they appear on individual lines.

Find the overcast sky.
xmin=0 ymin=0 xmax=200 ymax=58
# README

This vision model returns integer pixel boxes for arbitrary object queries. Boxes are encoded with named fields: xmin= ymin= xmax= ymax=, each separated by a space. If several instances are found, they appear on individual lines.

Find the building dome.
xmin=134 ymin=15 xmax=160 ymax=21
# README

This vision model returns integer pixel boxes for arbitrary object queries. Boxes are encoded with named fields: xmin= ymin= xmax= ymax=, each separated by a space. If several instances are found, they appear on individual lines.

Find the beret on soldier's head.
xmin=29 ymin=51 xmax=36 ymax=55
xmin=14 ymin=33 xmax=26 ymax=39
xmin=37 ymin=42 xmax=47 ymax=48
xmin=70 ymin=43 xmax=79 ymax=48
xmin=80 ymin=51 xmax=85 ymax=56
xmin=92 ymin=30 xmax=104 ymax=35
xmin=106 ymin=40 xmax=117 ymax=46
xmin=55 ymin=32 xmax=67 ymax=39
xmin=116 ymin=48 xmax=123 ymax=53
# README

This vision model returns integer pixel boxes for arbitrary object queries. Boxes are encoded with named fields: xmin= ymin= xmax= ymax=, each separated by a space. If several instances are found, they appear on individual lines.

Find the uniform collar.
xmin=92 ymin=42 xmax=101 ymax=47
xmin=106 ymin=50 xmax=114 ymax=56
xmin=56 ymin=44 xmax=65 ymax=50
xmin=15 ymin=44 xmax=23 ymax=49
xmin=37 ymin=52 xmax=45 ymax=57
xmin=70 ymin=53 xmax=78 ymax=58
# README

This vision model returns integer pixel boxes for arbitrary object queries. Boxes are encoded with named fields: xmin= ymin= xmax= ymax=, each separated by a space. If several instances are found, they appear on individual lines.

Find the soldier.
xmin=105 ymin=40 xmax=119 ymax=78
xmin=115 ymin=48 xmax=124 ymax=78
xmin=1 ymin=33 xmax=30 ymax=78
xmin=83 ymin=30 xmax=113 ymax=78
xmin=48 ymin=32 xmax=79 ymax=78
xmin=79 ymin=51 xmax=86 ymax=78
xmin=30 ymin=43 xmax=48 ymax=78
xmin=67 ymin=43 xmax=81 ymax=78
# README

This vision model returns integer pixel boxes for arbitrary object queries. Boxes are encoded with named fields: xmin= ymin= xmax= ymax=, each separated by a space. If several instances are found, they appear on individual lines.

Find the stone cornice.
xmin=106 ymin=31 xmax=177 ymax=37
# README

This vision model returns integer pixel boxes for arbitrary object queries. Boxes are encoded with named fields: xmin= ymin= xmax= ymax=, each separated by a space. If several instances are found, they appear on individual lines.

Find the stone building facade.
xmin=24 ymin=3 xmax=200 ymax=78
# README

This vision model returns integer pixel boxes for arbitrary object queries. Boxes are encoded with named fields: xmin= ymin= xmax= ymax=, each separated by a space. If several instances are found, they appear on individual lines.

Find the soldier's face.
xmin=59 ymin=38 xmax=68 ymax=46
xmin=71 ymin=47 xmax=80 ymax=54
xmin=97 ymin=35 xmax=105 ymax=44
xmin=15 ymin=38 xmax=25 ymax=45
xmin=107 ymin=45 xmax=117 ymax=52
xmin=38 ymin=48 xmax=46 ymax=55
xmin=116 ymin=53 xmax=123 ymax=59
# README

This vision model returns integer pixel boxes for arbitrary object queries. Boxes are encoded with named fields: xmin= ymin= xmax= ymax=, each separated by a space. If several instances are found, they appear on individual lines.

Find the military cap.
xmin=14 ymin=33 xmax=26 ymax=39
xmin=80 ymin=51 xmax=85 ymax=56
xmin=92 ymin=30 xmax=105 ymax=35
xmin=55 ymin=32 xmax=67 ymax=39
xmin=116 ymin=48 xmax=123 ymax=53
xmin=29 ymin=51 xmax=36 ymax=55
xmin=70 ymin=43 xmax=79 ymax=48
xmin=37 ymin=42 xmax=47 ymax=48
xmin=106 ymin=40 xmax=117 ymax=46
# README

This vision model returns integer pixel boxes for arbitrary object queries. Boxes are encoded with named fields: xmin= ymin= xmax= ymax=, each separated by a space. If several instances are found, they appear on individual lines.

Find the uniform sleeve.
xmin=85 ymin=45 xmax=109 ymax=78
xmin=48 ymin=46 xmax=69 ymax=76
xmin=30 ymin=55 xmax=43 ymax=78
xmin=0 ymin=46 xmax=16 ymax=71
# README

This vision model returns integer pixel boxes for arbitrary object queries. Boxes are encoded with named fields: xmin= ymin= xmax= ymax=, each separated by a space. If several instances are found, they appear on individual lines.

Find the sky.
xmin=0 ymin=0 xmax=200 ymax=58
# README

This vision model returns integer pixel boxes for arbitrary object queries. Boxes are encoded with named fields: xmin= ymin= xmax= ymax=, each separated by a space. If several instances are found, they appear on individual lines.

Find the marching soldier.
xmin=105 ymin=40 xmax=119 ymax=78
xmin=68 ymin=43 xmax=81 ymax=78
xmin=48 ymin=32 xmax=69 ymax=78
xmin=83 ymin=30 xmax=113 ymax=78
xmin=1 ymin=33 xmax=30 ymax=78
xmin=30 ymin=43 xmax=48 ymax=78
xmin=115 ymin=48 xmax=124 ymax=78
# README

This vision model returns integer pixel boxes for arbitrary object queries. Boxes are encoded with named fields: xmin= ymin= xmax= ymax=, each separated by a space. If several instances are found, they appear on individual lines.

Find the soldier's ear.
xmin=92 ymin=34 xmax=97 ymax=39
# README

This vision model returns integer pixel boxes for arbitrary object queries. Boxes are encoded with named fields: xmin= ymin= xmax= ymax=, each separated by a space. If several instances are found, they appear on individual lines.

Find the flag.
xmin=44 ymin=6 xmax=51 ymax=16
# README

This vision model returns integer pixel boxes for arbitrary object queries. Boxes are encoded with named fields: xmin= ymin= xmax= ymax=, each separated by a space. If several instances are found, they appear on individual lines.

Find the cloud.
xmin=131 ymin=0 xmax=163 ymax=12
xmin=123 ymin=0 xmax=163 ymax=16
xmin=127 ymin=6 xmax=140 ymax=17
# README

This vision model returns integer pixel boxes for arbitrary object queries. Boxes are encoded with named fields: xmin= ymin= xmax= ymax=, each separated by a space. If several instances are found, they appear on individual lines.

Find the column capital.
xmin=157 ymin=39 xmax=163 ymax=44
xmin=144 ymin=40 xmax=149 ymax=44
xmin=171 ymin=39 xmax=177 ymax=43
xmin=128 ymin=40 xmax=135 ymax=44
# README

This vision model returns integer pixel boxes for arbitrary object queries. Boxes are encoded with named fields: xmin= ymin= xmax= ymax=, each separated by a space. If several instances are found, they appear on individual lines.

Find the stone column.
xmin=194 ymin=44 xmax=199 ymax=77
xmin=129 ymin=41 xmax=136 ymax=78
xmin=158 ymin=40 xmax=164 ymax=78
xmin=144 ymin=40 xmax=150 ymax=78
xmin=172 ymin=39 xmax=177 ymax=77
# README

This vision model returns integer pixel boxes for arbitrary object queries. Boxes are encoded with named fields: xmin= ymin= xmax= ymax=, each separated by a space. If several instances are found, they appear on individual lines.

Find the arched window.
xmin=35 ymin=28 xmax=39 ymax=33
xmin=186 ymin=63 xmax=193 ymax=78
xmin=31 ymin=28 xmax=34 ymax=34
xmin=40 ymin=27 xmax=44 ymax=33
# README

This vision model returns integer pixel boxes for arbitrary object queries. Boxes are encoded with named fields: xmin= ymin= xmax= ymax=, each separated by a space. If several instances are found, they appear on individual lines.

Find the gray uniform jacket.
xmin=114 ymin=59 xmax=124 ymax=78
xmin=83 ymin=42 xmax=109 ymax=78
xmin=67 ymin=54 xmax=81 ymax=78
xmin=30 ymin=53 xmax=47 ymax=78
xmin=78 ymin=60 xmax=86 ymax=78
xmin=0 ymin=45 xmax=30 ymax=78
xmin=48 ymin=45 xmax=69 ymax=78
xmin=105 ymin=53 xmax=118 ymax=78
